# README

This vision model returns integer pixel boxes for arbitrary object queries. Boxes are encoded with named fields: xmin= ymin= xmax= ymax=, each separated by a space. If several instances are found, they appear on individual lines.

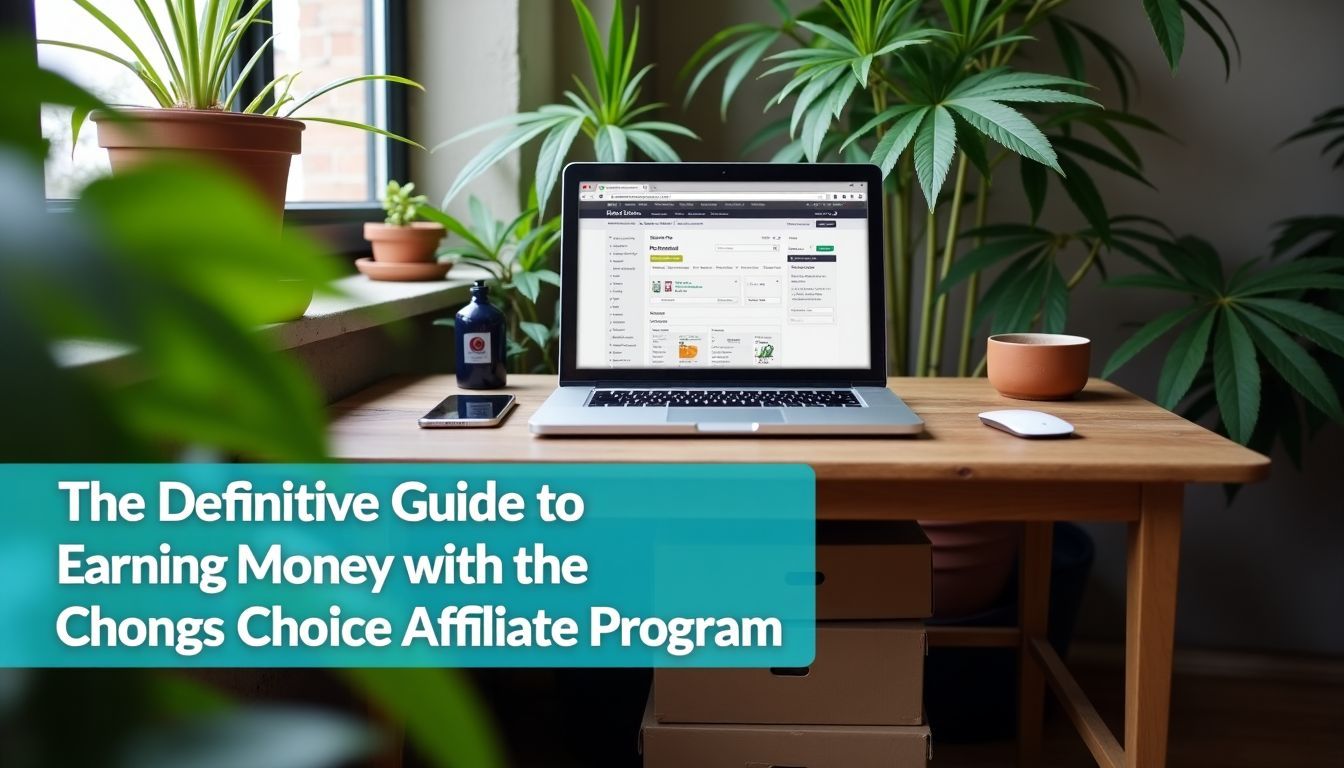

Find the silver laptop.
xmin=529 ymin=162 xmax=923 ymax=436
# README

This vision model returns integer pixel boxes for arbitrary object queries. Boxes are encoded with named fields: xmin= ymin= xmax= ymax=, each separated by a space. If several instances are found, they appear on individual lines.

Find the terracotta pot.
xmin=363 ymin=222 xmax=446 ymax=263
xmin=986 ymin=333 xmax=1091 ymax=400
xmin=919 ymin=520 xmax=1021 ymax=619
xmin=92 ymin=108 xmax=311 ymax=322
xmin=92 ymin=108 xmax=303 ymax=223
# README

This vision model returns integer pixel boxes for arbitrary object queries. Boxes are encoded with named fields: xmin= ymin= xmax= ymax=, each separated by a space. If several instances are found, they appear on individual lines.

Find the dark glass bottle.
xmin=455 ymin=280 xmax=507 ymax=390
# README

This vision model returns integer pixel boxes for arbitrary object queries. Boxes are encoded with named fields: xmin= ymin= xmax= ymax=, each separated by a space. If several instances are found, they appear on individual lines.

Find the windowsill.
xmin=54 ymin=267 xmax=490 ymax=378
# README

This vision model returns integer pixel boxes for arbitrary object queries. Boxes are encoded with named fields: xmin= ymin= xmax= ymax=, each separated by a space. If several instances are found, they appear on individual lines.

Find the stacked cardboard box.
xmin=643 ymin=520 xmax=933 ymax=768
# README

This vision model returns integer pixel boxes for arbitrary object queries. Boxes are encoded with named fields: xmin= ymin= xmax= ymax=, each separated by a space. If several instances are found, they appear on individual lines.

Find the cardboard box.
xmin=654 ymin=622 xmax=925 ymax=725
xmin=642 ymin=695 xmax=930 ymax=768
xmin=817 ymin=520 xmax=932 ymax=620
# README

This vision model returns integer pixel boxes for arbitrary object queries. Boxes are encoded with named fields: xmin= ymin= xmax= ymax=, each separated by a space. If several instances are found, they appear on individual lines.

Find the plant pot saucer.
xmin=355 ymin=258 xmax=452 ymax=282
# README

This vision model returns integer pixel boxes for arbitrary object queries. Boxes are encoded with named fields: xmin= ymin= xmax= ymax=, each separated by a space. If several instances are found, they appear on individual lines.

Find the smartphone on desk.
xmin=418 ymin=394 xmax=516 ymax=428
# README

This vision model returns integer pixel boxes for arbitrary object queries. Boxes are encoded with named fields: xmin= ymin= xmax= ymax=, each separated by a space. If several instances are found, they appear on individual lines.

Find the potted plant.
xmin=426 ymin=0 xmax=698 ymax=372
xmin=40 ymin=0 xmax=423 ymax=221
xmin=364 ymin=181 xmax=445 ymax=263
xmin=681 ymin=0 xmax=1245 ymax=622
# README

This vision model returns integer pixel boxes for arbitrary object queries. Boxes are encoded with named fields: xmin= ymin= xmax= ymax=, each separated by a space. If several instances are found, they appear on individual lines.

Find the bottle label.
xmin=463 ymin=332 xmax=492 ymax=364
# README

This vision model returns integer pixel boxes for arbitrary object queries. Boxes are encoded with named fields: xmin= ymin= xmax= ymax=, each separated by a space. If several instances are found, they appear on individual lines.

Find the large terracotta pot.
xmin=919 ymin=520 xmax=1021 ymax=619
xmin=91 ymin=108 xmax=312 ymax=321
xmin=92 ymin=108 xmax=303 ymax=219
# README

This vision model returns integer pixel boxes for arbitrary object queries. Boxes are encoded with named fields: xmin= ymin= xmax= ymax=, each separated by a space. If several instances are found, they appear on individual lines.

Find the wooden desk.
xmin=329 ymin=375 xmax=1269 ymax=768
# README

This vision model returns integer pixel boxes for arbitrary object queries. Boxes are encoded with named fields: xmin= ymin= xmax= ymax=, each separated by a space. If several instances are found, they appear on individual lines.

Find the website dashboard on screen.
xmin=574 ymin=181 xmax=871 ymax=370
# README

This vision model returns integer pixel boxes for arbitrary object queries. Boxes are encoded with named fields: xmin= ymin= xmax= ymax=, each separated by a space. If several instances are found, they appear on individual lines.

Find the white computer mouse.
xmin=979 ymin=409 xmax=1075 ymax=438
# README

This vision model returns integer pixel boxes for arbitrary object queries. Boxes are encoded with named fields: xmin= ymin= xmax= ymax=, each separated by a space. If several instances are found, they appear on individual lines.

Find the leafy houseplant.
xmin=422 ymin=194 xmax=563 ymax=373
xmin=41 ymin=0 xmax=424 ymax=219
xmin=364 ymin=180 xmax=446 ymax=264
xmin=5 ymin=46 xmax=503 ymax=768
xmin=430 ymin=0 xmax=699 ymax=372
xmin=681 ymin=0 xmax=1243 ymax=618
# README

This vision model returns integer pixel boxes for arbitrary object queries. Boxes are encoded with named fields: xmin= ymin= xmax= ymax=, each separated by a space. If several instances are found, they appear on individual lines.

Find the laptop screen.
xmin=573 ymin=180 xmax=871 ymax=370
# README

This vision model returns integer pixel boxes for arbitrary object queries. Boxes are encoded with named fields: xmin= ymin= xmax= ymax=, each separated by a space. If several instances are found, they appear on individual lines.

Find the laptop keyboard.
xmin=587 ymin=389 xmax=863 ymax=408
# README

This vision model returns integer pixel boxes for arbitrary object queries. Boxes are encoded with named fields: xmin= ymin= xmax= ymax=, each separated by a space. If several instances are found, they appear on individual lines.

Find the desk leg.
xmin=1125 ymin=484 xmax=1183 ymax=768
xmin=1018 ymin=521 xmax=1053 ymax=768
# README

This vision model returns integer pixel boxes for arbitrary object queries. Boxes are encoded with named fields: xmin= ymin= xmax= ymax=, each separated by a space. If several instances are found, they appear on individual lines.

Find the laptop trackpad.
xmin=667 ymin=408 xmax=785 ymax=424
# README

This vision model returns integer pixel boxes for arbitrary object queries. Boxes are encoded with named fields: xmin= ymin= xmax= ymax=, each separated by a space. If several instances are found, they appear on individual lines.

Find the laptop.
xmin=529 ymin=162 xmax=923 ymax=436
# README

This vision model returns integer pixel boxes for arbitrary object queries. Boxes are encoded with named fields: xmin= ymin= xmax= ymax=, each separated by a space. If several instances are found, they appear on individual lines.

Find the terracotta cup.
xmin=986 ymin=333 xmax=1091 ymax=400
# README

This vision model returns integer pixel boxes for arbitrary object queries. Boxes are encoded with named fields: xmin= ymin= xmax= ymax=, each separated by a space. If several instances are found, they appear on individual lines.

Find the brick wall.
xmin=276 ymin=0 xmax=372 ymax=202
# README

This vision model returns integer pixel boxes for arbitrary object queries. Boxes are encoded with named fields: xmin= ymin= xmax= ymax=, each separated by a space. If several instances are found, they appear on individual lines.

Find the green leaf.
xmin=1042 ymin=263 xmax=1068 ymax=333
xmin=1103 ymin=305 xmax=1199 ymax=377
xmin=534 ymin=116 xmax=585 ymax=217
xmin=938 ymin=237 xmax=1045 ymax=294
xmin=514 ymin=271 xmax=541 ymax=303
xmin=1105 ymin=272 xmax=1200 ymax=293
xmin=1142 ymin=0 xmax=1186 ymax=70
xmin=1212 ymin=308 xmax=1260 ymax=443
xmin=417 ymin=207 xmax=492 ymax=256
xmin=795 ymin=20 xmax=861 ymax=54
xmin=1182 ymin=0 xmax=1241 ymax=80
xmin=442 ymin=117 xmax=566 ymax=204
xmin=1056 ymin=154 xmax=1111 ymax=243
xmin=1053 ymin=135 xmax=1153 ymax=188
xmin=722 ymin=34 xmax=777 ymax=119
xmin=595 ymin=124 xmax=628 ymax=162
xmin=284 ymin=74 xmax=423 ymax=118
xmin=1228 ymin=257 xmax=1344 ymax=296
xmin=1067 ymin=20 xmax=1138 ymax=109
xmin=913 ymin=106 xmax=956 ymax=207
xmin=971 ymin=254 xmax=1034 ymax=328
xmin=1019 ymin=155 xmax=1047 ymax=224
xmin=1050 ymin=16 xmax=1085 ymax=84
xmin=1157 ymin=308 xmax=1216 ymax=409
xmin=519 ymin=321 xmax=551 ymax=350
xmin=341 ymin=669 xmax=503 ymax=768
xmin=626 ymin=129 xmax=679 ymax=161
xmin=297 ymin=117 xmax=425 ymax=149
xmin=1240 ymin=309 xmax=1344 ymax=422
xmin=1241 ymin=298 xmax=1344 ymax=357
xmin=947 ymin=98 xmax=1059 ymax=170
xmin=840 ymin=104 xmax=922 ymax=153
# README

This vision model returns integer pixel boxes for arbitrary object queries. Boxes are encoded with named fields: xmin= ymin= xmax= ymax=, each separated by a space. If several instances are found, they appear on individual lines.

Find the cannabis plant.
xmin=1102 ymin=109 xmax=1344 ymax=460
xmin=684 ymin=0 xmax=1237 ymax=378
xmin=39 ymin=0 xmax=423 ymax=146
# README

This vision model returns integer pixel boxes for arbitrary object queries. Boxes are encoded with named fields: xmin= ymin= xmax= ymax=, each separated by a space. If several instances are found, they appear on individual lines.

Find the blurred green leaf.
xmin=341 ymin=669 xmax=503 ymax=768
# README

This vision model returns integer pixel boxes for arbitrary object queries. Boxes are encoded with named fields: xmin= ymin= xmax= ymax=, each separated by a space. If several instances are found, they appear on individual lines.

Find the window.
xmin=34 ymin=0 xmax=406 ymax=213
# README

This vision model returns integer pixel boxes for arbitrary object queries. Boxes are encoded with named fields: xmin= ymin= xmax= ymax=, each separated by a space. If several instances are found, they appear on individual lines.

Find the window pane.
xmin=36 ymin=1 xmax=169 ymax=198
xmin=35 ymin=0 xmax=388 ymax=204
xmin=273 ymin=0 xmax=381 ymax=203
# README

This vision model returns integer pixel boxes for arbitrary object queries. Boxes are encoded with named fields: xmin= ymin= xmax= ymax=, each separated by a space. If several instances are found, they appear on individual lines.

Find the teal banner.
xmin=0 ymin=464 xmax=815 ymax=668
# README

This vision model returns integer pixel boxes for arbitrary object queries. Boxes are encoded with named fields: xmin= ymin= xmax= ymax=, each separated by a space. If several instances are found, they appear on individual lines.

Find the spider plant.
xmin=435 ymin=0 xmax=698 ymax=217
xmin=39 ymin=0 xmax=423 ymax=147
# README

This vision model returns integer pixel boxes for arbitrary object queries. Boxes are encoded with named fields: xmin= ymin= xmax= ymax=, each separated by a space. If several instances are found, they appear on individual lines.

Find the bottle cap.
xmin=470 ymin=280 xmax=489 ymax=299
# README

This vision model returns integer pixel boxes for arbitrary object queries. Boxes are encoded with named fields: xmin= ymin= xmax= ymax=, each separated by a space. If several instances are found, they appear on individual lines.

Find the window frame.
xmin=230 ymin=0 xmax=411 ymax=253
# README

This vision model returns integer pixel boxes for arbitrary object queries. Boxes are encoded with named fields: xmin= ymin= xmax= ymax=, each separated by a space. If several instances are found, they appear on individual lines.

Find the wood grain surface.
xmin=327 ymin=375 xmax=1268 ymax=484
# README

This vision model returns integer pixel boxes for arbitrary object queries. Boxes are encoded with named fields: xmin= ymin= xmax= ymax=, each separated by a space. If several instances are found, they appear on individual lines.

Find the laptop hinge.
xmin=588 ymin=380 xmax=866 ymax=389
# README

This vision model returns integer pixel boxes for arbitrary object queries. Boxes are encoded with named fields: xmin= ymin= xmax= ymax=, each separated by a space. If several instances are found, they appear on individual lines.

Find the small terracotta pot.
xmin=363 ymin=222 xmax=446 ymax=263
xmin=92 ymin=108 xmax=303 ymax=223
xmin=986 ymin=333 xmax=1091 ymax=401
